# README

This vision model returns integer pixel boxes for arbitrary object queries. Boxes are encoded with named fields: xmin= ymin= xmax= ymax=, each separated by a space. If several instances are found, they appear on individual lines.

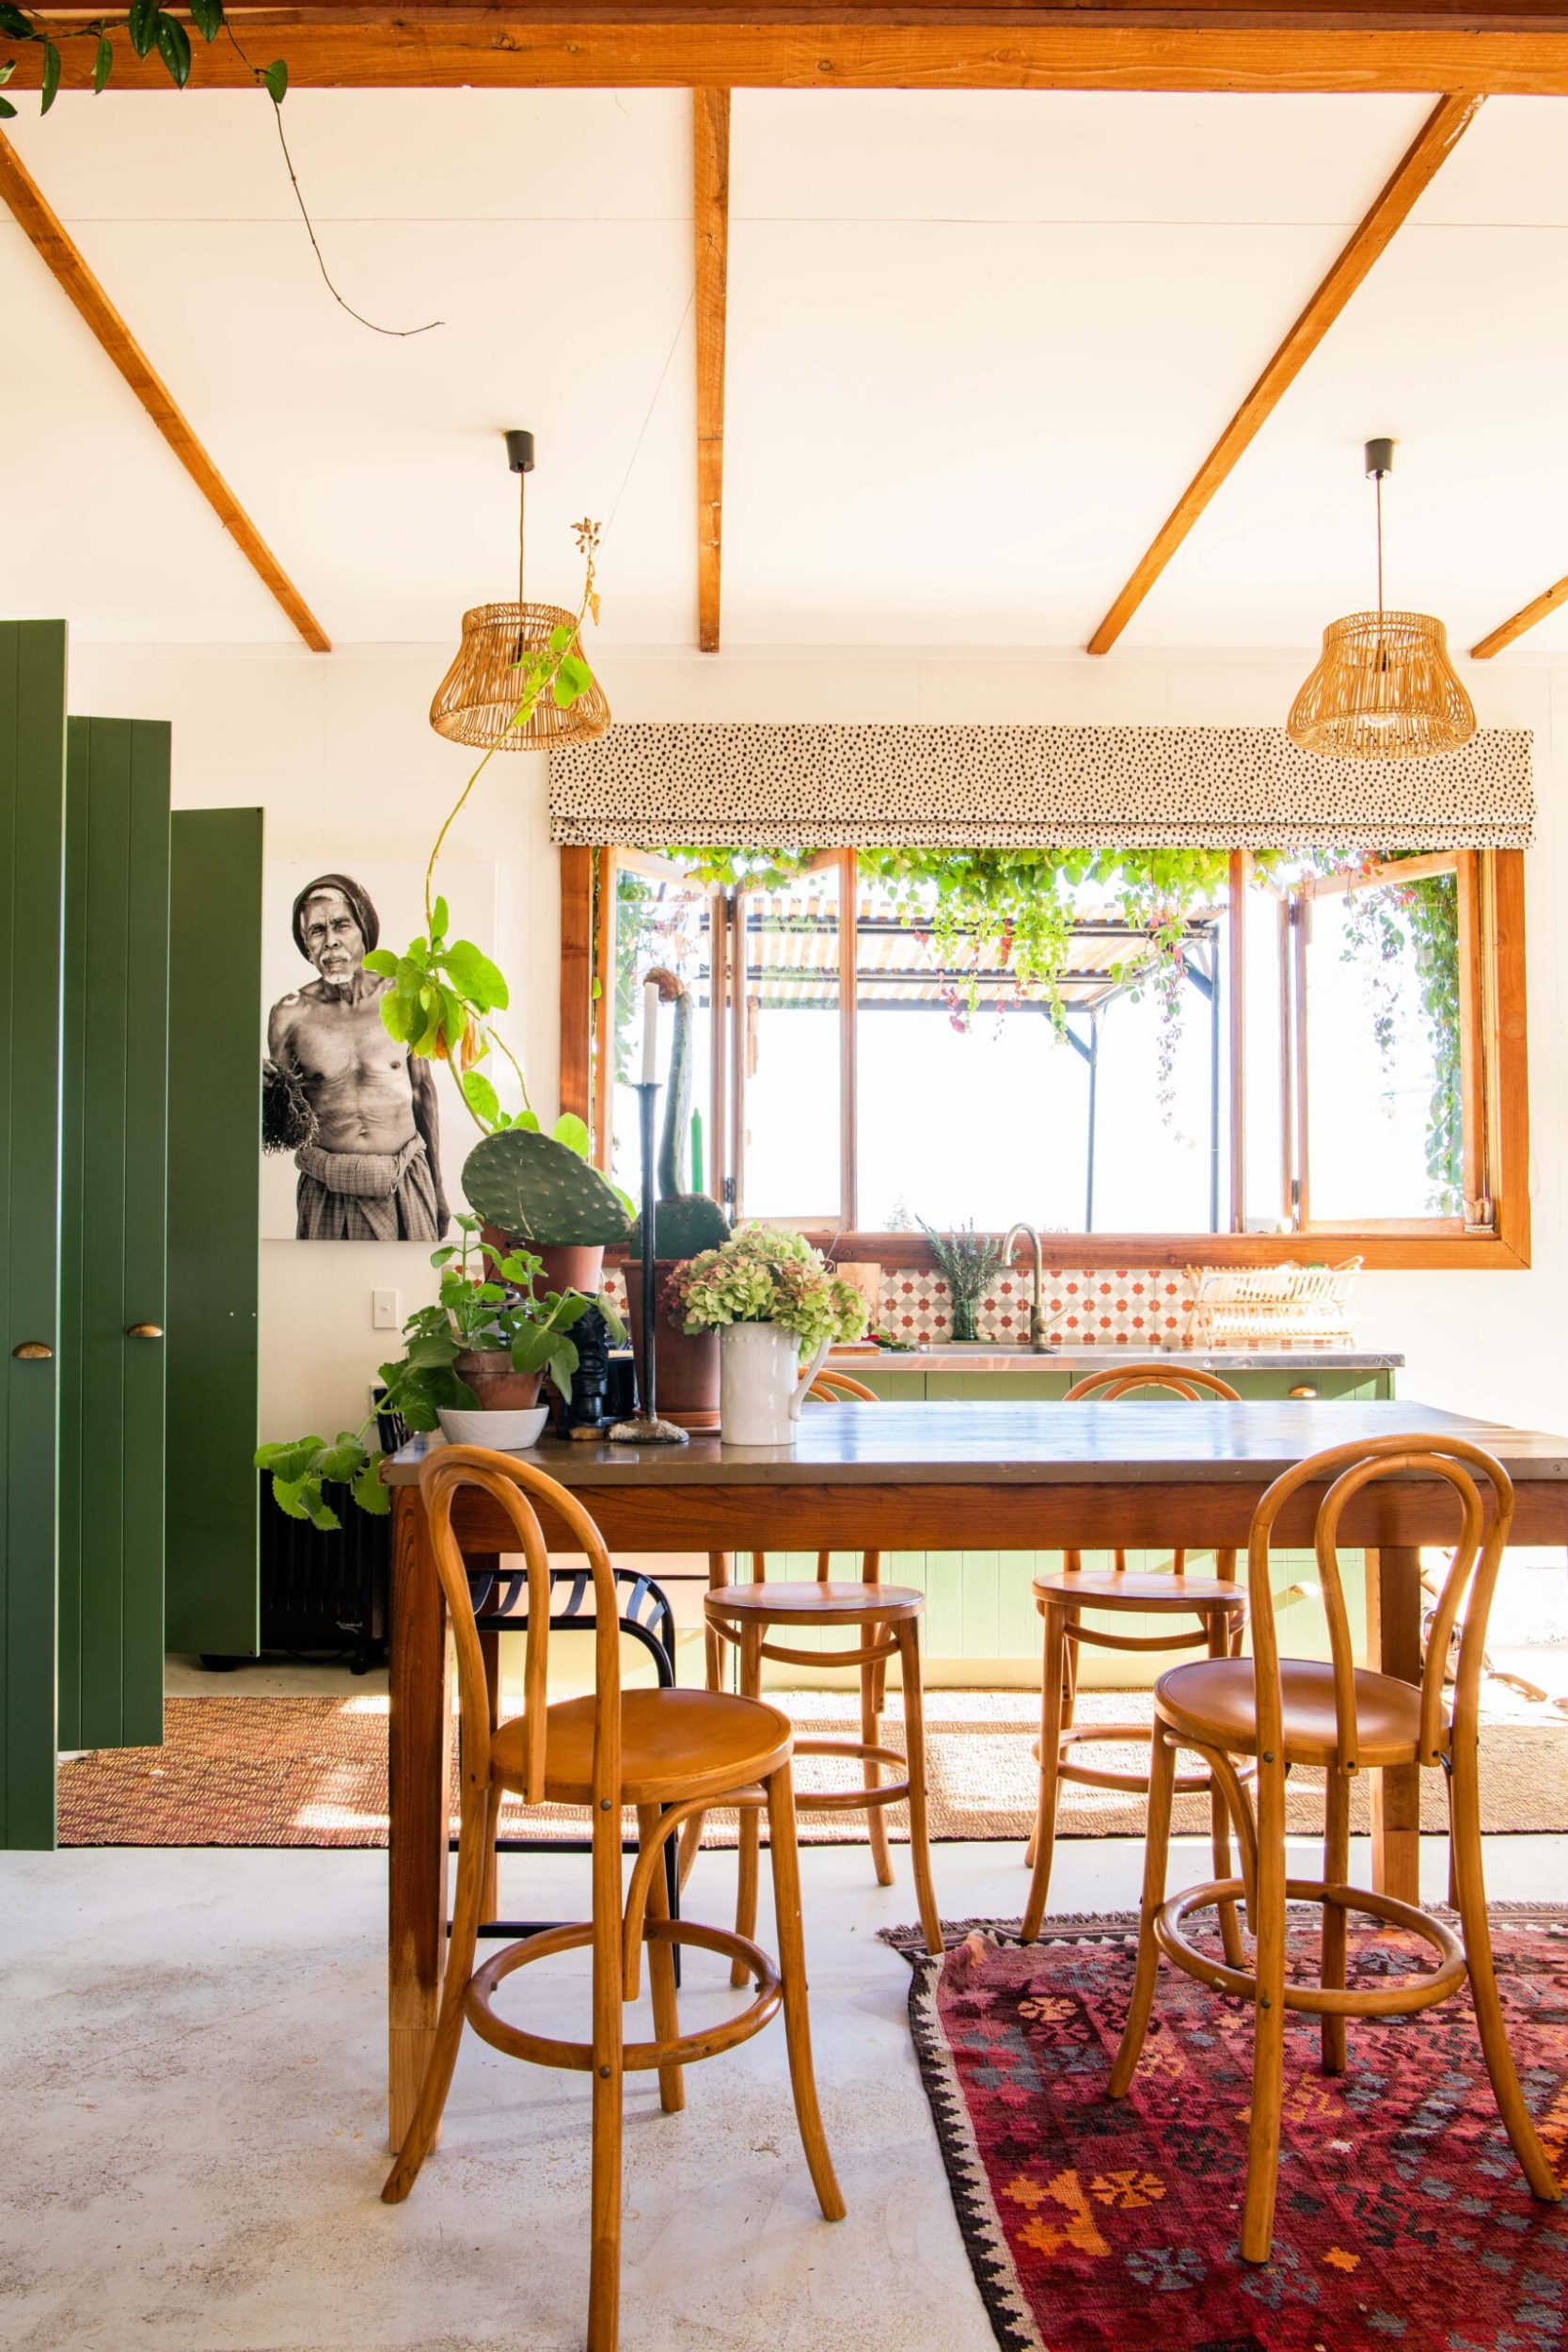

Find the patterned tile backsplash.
xmin=604 ymin=1263 xmax=1263 ymax=1349
xmin=865 ymin=1268 xmax=1200 ymax=1347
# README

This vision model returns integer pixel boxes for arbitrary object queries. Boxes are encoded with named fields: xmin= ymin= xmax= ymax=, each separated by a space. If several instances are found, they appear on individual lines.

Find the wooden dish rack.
xmin=1183 ymin=1258 xmax=1362 ymax=1349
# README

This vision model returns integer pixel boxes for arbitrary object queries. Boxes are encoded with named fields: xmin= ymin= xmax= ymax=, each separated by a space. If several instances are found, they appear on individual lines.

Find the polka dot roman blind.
xmin=548 ymin=723 xmax=1533 ymax=850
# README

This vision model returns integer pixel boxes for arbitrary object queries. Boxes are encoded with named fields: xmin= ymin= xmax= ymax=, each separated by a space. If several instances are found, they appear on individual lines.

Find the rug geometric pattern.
xmin=898 ymin=1912 xmax=1568 ymax=2352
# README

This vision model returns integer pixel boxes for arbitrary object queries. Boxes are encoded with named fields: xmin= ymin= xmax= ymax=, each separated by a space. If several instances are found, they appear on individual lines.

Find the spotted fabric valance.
xmin=548 ymin=723 xmax=1534 ymax=851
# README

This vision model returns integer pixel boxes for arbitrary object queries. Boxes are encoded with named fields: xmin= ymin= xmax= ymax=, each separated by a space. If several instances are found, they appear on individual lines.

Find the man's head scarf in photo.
xmin=292 ymin=873 xmax=380 ymax=961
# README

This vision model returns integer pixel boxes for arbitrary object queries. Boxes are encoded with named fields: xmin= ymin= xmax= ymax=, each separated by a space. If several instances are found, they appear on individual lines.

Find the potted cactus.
xmin=461 ymin=1115 xmax=633 ymax=1300
xmin=625 ymin=968 xmax=731 ymax=1425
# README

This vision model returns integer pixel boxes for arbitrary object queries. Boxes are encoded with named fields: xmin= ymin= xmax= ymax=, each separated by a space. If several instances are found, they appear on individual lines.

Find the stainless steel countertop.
xmin=828 ymin=1345 xmax=1402 ymax=1374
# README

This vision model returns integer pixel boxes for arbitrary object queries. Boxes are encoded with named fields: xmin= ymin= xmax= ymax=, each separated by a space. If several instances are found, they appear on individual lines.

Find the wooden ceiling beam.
xmin=13 ymin=11 xmax=1568 ymax=98
xmin=1086 ymin=88 xmax=1481 ymax=656
xmin=694 ymin=87 xmax=729 ymax=655
xmin=1472 ymin=577 xmax=1568 ymax=660
xmin=0 ymin=133 xmax=330 ymax=650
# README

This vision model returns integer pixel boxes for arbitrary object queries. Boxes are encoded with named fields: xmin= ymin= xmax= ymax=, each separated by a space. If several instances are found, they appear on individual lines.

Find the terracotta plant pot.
xmin=451 ymin=1349 xmax=543 ymax=1413
xmin=479 ymin=1226 xmax=605 ymax=1302
xmin=625 ymin=1263 xmax=721 ymax=1428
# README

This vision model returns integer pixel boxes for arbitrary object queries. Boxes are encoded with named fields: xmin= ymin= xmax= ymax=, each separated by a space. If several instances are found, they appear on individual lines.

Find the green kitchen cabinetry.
xmin=757 ymin=1358 xmax=1397 ymax=1685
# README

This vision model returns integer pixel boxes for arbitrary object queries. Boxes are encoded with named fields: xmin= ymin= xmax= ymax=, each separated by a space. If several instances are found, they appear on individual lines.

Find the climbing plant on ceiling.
xmin=0 ymin=1 xmax=285 ymax=113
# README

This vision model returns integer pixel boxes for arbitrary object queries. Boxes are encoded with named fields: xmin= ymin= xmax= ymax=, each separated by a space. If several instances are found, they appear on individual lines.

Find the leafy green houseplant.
xmin=920 ymin=1219 xmax=1004 ymax=1343
xmin=255 ymin=1217 xmax=621 ymax=1531
xmin=256 ymin=522 xmax=614 ymax=1519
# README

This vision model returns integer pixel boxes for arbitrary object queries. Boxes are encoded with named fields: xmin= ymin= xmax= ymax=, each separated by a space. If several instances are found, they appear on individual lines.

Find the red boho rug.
xmin=893 ymin=1910 xmax=1568 ymax=2352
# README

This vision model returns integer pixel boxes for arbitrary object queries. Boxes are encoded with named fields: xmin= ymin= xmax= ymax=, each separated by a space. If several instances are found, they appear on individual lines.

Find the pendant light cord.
xmin=518 ymin=464 xmax=527 ymax=608
xmin=1375 ymin=468 xmax=1385 ymax=627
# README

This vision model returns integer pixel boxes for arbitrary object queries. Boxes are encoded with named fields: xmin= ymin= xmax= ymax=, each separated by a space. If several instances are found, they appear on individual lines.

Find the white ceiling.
xmin=4 ymin=86 xmax=1568 ymax=655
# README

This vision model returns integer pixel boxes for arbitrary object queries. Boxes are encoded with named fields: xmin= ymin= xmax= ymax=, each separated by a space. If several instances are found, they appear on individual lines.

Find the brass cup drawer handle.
xmin=127 ymin=1323 xmax=164 ymax=1340
xmin=11 ymin=1340 xmax=52 ymax=1360
xmin=1288 ymin=1383 xmax=1319 ymax=1399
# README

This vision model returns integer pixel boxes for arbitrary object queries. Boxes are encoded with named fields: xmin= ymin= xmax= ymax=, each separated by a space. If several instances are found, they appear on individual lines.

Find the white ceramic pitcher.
xmin=719 ymin=1323 xmax=832 ymax=1446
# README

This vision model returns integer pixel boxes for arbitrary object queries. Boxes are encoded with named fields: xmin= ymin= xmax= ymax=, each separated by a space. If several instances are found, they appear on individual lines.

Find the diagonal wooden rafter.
xmin=0 ymin=131 xmax=330 ymax=652
xmin=1472 ymin=577 xmax=1568 ymax=660
xmin=13 ymin=9 xmax=1568 ymax=99
xmin=1086 ymin=90 xmax=1482 ymax=657
xmin=694 ymin=87 xmax=730 ymax=655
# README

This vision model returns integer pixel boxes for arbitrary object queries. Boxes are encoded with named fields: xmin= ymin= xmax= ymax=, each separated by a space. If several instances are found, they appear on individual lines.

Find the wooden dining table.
xmin=380 ymin=1396 xmax=1568 ymax=2145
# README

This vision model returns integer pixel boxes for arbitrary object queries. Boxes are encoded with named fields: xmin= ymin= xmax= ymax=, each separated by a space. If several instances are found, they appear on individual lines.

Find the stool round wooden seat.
xmin=1110 ymin=1434 xmax=1562 ymax=2267
xmin=384 ymin=1448 xmax=843 ymax=2352
xmin=492 ymin=1686 xmax=795 ymax=1806
xmin=1152 ymin=1655 xmax=1424 ymax=1770
xmin=692 ymin=1368 xmax=944 ymax=1964
xmin=705 ymin=1579 xmax=927 ymax=1628
xmin=1022 ymin=1363 xmax=1249 ymax=1951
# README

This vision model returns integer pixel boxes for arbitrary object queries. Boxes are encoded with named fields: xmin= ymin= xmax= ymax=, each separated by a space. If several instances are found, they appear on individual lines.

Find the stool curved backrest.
xmin=420 ymin=1444 xmax=623 ymax=1812
xmin=806 ymin=1368 xmax=879 ymax=1403
xmin=1060 ymin=1362 xmax=1240 ymax=1580
xmin=1247 ymin=1433 xmax=1513 ymax=1776
xmin=1064 ymin=1362 xmax=1241 ymax=1404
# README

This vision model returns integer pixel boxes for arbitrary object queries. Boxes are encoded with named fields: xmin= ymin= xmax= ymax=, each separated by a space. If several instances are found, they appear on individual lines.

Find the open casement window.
xmin=1278 ymin=850 xmax=1496 ymax=1237
xmin=579 ymin=846 xmax=1528 ymax=1271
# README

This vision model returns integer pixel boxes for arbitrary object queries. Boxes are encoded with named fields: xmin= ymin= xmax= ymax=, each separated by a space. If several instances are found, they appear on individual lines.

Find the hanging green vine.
xmin=1338 ymin=865 xmax=1462 ymax=1214
xmin=661 ymin=840 xmax=1462 ymax=1173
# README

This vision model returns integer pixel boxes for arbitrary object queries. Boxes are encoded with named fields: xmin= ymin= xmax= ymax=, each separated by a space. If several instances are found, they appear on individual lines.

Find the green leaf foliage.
xmin=461 ymin=1069 xmax=501 ymax=1127
xmin=0 ymin=6 xmax=32 ymax=38
xmin=155 ymin=11 xmax=191 ymax=86
xmin=442 ymin=938 xmax=509 ymax=1013
xmin=93 ymin=32 xmax=113 ymax=89
xmin=39 ymin=36 xmax=57 ymax=110
xmin=261 ymin=55 xmax=287 ymax=102
xmin=127 ymin=0 xmax=159 ymax=56
xmin=189 ymin=0 xmax=224 ymax=40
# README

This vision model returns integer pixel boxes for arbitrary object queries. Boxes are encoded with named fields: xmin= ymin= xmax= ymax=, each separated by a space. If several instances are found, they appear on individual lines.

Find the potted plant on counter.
xmin=671 ymin=1225 xmax=869 ymax=1445
xmin=254 ymin=1216 xmax=619 ymax=1529
xmin=920 ymin=1218 xmax=1004 ymax=1343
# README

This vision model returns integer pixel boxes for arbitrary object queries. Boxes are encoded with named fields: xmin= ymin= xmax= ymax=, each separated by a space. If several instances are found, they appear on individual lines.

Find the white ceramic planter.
xmin=436 ymin=1404 xmax=549 ymax=1452
xmin=718 ymin=1323 xmax=831 ymax=1446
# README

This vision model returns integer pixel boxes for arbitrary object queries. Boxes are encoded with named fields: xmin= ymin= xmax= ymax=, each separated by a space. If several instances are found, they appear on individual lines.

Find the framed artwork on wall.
xmin=260 ymin=859 xmax=499 ymax=1244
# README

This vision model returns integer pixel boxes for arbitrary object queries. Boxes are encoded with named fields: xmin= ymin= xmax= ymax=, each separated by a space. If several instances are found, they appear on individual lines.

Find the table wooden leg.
xmin=388 ymin=1488 xmax=452 ymax=2152
xmin=1367 ymin=1545 xmax=1422 ymax=1905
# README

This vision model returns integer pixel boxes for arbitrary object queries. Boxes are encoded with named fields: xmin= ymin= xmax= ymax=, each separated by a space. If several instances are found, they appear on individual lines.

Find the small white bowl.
xmin=436 ymin=1404 xmax=549 ymax=1452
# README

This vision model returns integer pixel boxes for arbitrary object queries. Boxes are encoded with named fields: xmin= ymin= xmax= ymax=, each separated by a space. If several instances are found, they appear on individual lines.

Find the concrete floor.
xmin=5 ymin=1828 xmax=1567 ymax=2352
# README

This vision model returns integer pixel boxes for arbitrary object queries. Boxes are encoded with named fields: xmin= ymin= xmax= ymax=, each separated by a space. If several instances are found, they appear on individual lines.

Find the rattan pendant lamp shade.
xmin=430 ymin=429 xmax=610 ymax=752
xmin=1288 ymin=439 xmax=1476 ymax=762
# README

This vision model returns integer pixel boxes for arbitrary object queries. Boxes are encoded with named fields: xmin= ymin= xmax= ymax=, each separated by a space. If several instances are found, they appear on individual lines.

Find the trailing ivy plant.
xmin=255 ymin=1216 xmax=620 ymax=1532
xmin=0 ymin=1 xmax=285 ymax=116
xmin=365 ymin=519 xmax=603 ymax=1138
xmin=1338 ymin=862 xmax=1463 ymax=1215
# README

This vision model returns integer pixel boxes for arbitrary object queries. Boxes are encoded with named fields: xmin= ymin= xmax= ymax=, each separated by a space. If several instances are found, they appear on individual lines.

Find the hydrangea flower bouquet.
xmin=669 ymin=1226 xmax=869 ymax=1444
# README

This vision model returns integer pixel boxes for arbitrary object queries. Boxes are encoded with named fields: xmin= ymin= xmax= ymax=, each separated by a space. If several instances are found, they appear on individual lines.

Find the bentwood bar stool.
xmin=383 ymin=1447 xmax=844 ymax=2352
xmin=1110 ymin=1433 xmax=1562 ymax=2264
xmin=695 ymin=1369 xmax=944 ymax=1963
xmin=1022 ymin=1364 xmax=1250 ymax=1951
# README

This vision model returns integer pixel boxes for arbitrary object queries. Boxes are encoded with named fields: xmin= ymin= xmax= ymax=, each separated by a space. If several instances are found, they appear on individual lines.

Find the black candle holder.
xmin=608 ymin=1080 xmax=689 ymax=1446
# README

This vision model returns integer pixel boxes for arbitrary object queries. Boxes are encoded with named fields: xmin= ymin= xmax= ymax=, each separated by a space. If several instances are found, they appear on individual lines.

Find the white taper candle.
xmin=641 ymin=978 xmax=659 ymax=1084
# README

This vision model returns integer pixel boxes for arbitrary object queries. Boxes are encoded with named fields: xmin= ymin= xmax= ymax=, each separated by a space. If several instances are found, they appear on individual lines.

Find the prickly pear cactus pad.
xmin=462 ymin=1128 xmax=631 ymax=1248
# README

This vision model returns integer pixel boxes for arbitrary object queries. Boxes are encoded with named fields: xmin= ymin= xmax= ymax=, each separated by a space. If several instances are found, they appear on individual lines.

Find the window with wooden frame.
xmin=562 ymin=844 xmax=1528 ymax=1272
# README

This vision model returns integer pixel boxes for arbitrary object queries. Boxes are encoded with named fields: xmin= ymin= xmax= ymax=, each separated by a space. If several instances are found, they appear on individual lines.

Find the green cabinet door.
xmin=165 ymin=808 xmax=262 ymax=1657
xmin=57 ymin=718 xmax=171 ymax=1753
xmin=0 ymin=623 xmax=67 ymax=1848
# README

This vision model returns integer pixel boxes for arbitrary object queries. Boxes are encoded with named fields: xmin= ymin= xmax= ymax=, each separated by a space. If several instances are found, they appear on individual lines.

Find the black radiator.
xmin=256 ymin=1469 xmax=388 ymax=1673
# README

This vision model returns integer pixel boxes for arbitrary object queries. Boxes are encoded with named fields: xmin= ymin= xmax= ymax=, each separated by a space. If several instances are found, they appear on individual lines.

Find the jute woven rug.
xmin=56 ymin=1688 xmax=1568 ymax=1848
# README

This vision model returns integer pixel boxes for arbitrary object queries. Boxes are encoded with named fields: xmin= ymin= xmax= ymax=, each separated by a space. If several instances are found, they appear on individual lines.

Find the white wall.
xmin=66 ymin=637 xmax=1567 ymax=1444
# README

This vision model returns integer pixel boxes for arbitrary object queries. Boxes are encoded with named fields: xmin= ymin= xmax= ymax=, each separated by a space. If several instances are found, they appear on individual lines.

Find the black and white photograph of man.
xmin=264 ymin=870 xmax=450 ymax=1242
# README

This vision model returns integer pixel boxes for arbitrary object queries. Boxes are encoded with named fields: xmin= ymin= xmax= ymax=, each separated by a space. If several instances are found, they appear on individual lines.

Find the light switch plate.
xmin=372 ymin=1288 xmax=400 ymax=1329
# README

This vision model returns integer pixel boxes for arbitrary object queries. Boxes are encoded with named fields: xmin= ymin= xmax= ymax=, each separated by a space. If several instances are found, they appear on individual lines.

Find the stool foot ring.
xmin=1152 ymin=1877 xmax=1467 ymax=2017
xmin=467 ymin=1918 xmax=783 ymax=2073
